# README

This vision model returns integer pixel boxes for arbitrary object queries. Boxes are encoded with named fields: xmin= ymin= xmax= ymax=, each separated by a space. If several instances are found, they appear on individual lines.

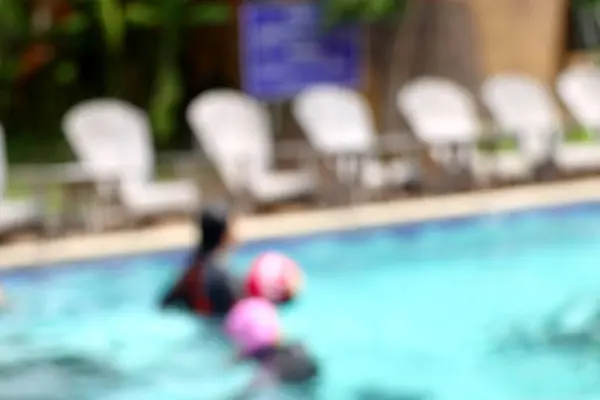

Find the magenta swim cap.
xmin=224 ymin=297 xmax=280 ymax=354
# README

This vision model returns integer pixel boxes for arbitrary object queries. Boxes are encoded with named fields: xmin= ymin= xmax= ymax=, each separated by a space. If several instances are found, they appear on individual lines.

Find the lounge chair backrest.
xmin=397 ymin=77 xmax=480 ymax=165
xmin=63 ymin=99 xmax=154 ymax=184
xmin=483 ymin=74 xmax=560 ymax=134
xmin=0 ymin=124 xmax=5 ymax=198
xmin=292 ymin=85 xmax=375 ymax=154
xmin=557 ymin=65 xmax=600 ymax=129
xmin=482 ymin=74 xmax=560 ymax=160
xmin=186 ymin=90 xmax=273 ymax=191
xmin=397 ymin=77 xmax=480 ymax=145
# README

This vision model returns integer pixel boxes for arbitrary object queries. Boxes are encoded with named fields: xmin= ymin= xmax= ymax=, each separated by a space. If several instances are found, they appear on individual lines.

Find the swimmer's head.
xmin=198 ymin=203 xmax=236 ymax=256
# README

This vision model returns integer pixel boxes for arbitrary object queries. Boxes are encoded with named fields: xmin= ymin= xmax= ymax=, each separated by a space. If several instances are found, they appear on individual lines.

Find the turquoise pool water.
xmin=3 ymin=204 xmax=600 ymax=399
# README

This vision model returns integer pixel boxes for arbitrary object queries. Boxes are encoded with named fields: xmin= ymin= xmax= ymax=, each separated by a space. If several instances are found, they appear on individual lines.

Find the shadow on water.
xmin=353 ymin=387 xmax=430 ymax=400
xmin=0 ymin=354 xmax=124 ymax=400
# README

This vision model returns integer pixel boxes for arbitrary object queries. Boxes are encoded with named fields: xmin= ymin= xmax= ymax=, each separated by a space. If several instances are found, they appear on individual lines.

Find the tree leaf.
xmin=0 ymin=59 xmax=20 ymax=84
xmin=125 ymin=2 xmax=160 ymax=27
xmin=56 ymin=13 xmax=90 ymax=35
xmin=324 ymin=0 xmax=406 ymax=24
xmin=150 ymin=63 xmax=182 ymax=142
xmin=186 ymin=3 xmax=230 ymax=26
xmin=54 ymin=61 xmax=78 ymax=85
xmin=0 ymin=0 xmax=29 ymax=42
xmin=95 ymin=0 xmax=125 ymax=53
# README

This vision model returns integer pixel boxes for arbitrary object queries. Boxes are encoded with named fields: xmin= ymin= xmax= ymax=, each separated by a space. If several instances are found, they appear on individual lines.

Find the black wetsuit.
xmin=161 ymin=257 xmax=238 ymax=317
xmin=247 ymin=343 xmax=319 ymax=383
xmin=161 ymin=204 xmax=239 ymax=316
xmin=203 ymin=261 xmax=238 ymax=316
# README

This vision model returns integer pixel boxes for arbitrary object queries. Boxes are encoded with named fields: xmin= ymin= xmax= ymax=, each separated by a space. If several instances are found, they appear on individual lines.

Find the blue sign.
xmin=240 ymin=2 xmax=361 ymax=101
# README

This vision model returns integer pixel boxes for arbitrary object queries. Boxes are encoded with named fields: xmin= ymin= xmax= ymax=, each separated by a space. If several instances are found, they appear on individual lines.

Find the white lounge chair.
xmin=482 ymin=74 xmax=561 ymax=171
xmin=397 ymin=77 xmax=529 ymax=184
xmin=0 ymin=125 xmax=41 ymax=236
xmin=186 ymin=90 xmax=316 ymax=206
xmin=292 ymin=85 xmax=415 ymax=196
xmin=556 ymin=65 xmax=600 ymax=171
xmin=63 ymin=99 xmax=199 ymax=220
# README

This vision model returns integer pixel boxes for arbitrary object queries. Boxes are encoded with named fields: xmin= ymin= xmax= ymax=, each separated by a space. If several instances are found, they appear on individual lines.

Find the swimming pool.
xmin=3 ymin=203 xmax=600 ymax=399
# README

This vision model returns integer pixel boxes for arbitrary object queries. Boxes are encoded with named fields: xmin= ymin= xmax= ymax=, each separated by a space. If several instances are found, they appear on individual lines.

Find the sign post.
xmin=239 ymin=1 xmax=361 ymax=102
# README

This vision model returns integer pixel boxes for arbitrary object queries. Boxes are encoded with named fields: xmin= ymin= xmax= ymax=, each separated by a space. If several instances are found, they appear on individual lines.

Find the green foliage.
xmin=1 ymin=0 xmax=232 ymax=161
xmin=124 ymin=0 xmax=231 ymax=143
xmin=565 ymin=126 xmax=595 ymax=142
xmin=572 ymin=0 xmax=600 ymax=6
xmin=477 ymin=137 xmax=518 ymax=153
xmin=55 ymin=13 xmax=89 ymax=35
xmin=0 ymin=0 xmax=29 ymax=109
xmin=187 ymin=2 xmax=230 ymax=26
xmin=54 ymin=61 xmax=78 ymax=85
xmin=124 ymin=2 xmax=158 ymax=26
xmin=96 ymin=0 xmax=125 ymax=53
xmin=0 ymin=0 xmax=91 ymax=107
xmin=323 ymin=0 xmax=407 ymax=25
xmin=0 ymin=0 xmax=28 ymax=45
xmin=478 ymin=127 xmax=597 ymax=154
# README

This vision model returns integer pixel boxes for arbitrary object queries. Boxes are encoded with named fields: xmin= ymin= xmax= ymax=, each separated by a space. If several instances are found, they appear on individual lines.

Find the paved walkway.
xmin=2 ymin=177 xmax=600 ymax=269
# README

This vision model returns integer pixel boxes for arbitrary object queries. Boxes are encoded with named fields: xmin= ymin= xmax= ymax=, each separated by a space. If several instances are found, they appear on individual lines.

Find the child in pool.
xmin=160 ymin=203 xmax=242 ymax=317
xmin=227 ymin=300 xmax=319 ymax=399
xmin=237 ymin=341 xmax=320 ymax=398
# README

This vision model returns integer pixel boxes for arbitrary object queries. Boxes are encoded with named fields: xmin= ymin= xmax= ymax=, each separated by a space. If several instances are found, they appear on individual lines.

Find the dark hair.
xmin=197 ymin=203 xmax=230 ymax=257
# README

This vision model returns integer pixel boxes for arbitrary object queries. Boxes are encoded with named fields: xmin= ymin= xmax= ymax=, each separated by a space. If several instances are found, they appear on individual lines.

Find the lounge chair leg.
xmin=234 ymin=190 xmax=255 ymax=215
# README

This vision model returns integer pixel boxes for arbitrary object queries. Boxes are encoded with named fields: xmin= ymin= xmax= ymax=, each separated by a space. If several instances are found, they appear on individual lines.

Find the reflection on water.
xmin=0 ymin=355 xmax=123 ymax=400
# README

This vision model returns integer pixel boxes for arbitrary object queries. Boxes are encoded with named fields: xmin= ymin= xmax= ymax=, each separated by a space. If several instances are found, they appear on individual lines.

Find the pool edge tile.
xmin=2 ymin=177 xmax=600 ymax=271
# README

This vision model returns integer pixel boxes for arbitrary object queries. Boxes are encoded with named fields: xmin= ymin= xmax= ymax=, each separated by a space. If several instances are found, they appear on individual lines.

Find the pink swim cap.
xmin=224 ymin=297 xmax=280 ymax=354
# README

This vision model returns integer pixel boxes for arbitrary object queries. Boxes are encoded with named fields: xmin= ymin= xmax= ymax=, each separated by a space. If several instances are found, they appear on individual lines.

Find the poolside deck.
xmin=2 ymin=177 xmax=600 ymax=269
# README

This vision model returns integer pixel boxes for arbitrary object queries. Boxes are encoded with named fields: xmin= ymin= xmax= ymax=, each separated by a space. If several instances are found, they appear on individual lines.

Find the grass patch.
xmin=6 ymin=183 xmax=63 ymax=212
xmin=565 ymin=126 xmax=595 ymax=143
xmin=477 ymin=126 xmax=597 ymax=153
xmin=477 ymin=137 xmax=518 ymax=153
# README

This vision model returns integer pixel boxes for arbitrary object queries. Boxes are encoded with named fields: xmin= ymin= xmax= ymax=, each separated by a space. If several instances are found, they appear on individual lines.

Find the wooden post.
xmin=467 ymin=0 xmax=569 ymax=85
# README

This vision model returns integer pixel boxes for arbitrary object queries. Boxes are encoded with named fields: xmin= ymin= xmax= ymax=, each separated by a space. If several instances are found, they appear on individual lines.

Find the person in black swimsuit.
xmin=160 ymin=204 xmax=241 ymax=317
